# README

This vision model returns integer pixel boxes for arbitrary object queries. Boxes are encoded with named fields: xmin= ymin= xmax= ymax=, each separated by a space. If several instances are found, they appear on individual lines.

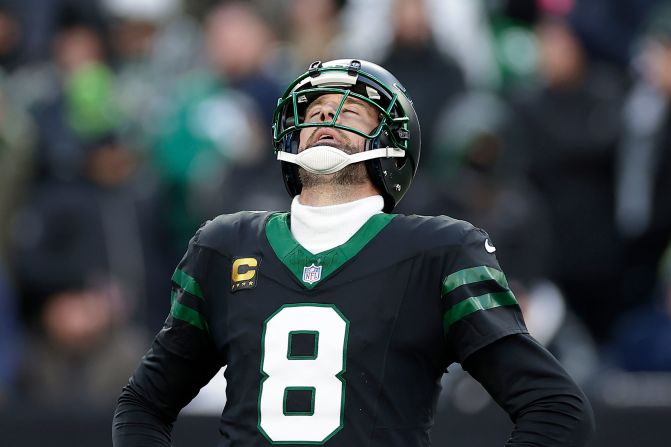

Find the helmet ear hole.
xmin=374 ymin=129 xmax=392 ymax=150
xmin=282 ymin=114 xmax=301 ymax=153
xmin=284 ymin=132 xmax=300 ymax=154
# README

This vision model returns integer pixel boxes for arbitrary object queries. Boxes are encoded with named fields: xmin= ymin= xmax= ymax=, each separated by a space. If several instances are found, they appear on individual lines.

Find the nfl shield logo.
xmin=302 ymin=264 xmax=322 ymax=284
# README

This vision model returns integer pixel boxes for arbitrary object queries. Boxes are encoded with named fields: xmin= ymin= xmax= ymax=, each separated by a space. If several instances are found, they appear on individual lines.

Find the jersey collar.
xmin=265 ymin=212 xmax=396 ymax=289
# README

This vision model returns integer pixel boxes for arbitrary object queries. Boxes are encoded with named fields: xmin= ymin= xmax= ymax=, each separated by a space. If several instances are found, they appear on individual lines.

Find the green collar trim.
xmin=265 ymin=212 xmax=396 ymax=289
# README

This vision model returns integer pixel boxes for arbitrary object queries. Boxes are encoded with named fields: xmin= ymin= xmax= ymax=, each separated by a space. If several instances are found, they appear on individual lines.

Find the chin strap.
xmin=277 ymin=145 xmax=405 ymax=175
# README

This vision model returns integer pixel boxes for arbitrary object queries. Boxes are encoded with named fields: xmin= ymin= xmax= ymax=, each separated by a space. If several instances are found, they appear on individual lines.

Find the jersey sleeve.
xmin=462 ymin=334 xmax=595 ymax=447
xmin=163 ymin=229 xmax=219 ymax=359
xmin=114 ymin=227 xmax=226 ymax=434
xmin=441 ymin=227 xmax=528 ymax=363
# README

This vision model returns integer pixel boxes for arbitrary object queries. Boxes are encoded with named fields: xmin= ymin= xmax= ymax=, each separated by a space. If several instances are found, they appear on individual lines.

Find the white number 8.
xmin=258 ymin=304 xmax=349 ymax=443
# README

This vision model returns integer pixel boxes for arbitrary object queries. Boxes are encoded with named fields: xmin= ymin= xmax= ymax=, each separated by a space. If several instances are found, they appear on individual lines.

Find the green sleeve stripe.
xmin=171 ymin=300 xmax=210 ymax=333
xmin=172 ymin=268 xmax=204 ymax=300
xmin=443 ymin=291 xmax=518 ymax=332
xmin=441 ymin=266 xmax=508 ymax=296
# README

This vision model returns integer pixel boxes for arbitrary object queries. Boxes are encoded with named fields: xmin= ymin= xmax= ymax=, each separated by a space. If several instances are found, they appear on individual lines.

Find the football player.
xmin=113 ymin=59 xmax=594 ymax=446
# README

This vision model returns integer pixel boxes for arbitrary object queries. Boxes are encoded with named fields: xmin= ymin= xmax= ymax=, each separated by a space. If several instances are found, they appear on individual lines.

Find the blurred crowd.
xmin=1 ymin=0 xmax=671 ymax=411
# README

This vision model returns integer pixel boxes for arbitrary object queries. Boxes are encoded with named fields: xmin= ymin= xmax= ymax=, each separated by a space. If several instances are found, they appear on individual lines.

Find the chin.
xmin=298 ymin=163 xmax=369 ymax=188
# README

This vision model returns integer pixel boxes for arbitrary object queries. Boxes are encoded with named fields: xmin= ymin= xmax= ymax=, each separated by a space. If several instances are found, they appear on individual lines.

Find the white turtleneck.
xmin=290 ymin=195 xmax=385 ymax=254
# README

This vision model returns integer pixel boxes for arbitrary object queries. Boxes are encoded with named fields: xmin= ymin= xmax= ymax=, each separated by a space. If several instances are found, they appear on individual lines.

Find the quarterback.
xmin=113 ymin=59 xmax=594 ymax=446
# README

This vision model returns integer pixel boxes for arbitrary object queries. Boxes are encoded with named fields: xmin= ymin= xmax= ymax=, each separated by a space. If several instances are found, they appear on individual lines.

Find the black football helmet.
xmin=272 ymin=59 xmax=421 ymax=212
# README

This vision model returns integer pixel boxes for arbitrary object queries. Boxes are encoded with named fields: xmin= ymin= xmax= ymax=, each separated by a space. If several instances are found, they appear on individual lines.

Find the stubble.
xmin=297 ymin=137 xmax=370 ymax=188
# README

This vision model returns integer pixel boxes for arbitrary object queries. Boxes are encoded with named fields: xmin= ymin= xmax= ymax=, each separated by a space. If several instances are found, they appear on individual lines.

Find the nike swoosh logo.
xmin=485 ymin=239 xmax=496 ymax=253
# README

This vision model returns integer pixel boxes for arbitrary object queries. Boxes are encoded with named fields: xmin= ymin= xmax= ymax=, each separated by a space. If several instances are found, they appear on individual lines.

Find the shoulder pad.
xmin=391 ymin=214 xmax=477 ymax=248
xmin=195 ymin=211 xmax=273 ymax=253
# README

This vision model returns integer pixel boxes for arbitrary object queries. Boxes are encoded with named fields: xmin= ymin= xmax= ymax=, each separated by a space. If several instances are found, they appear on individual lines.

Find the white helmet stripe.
xmin=291 ymin=71 xmax=358 ymax=93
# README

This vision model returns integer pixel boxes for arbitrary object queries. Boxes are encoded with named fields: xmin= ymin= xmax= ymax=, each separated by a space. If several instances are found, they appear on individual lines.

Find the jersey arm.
xmin=441 ymin=227 xmax=528 ymax=363
xmin=113 ymin=229 xmax=226 ymax=446
xmin=463 ymin=333 xmax=595 ymax=446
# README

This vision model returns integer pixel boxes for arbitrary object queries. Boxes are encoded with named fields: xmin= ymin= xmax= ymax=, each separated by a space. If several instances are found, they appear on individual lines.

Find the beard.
xmin=297 ymin=136 xmax=370 ymax=188
xmin=298 ymin=162 xmax=370 ymax=188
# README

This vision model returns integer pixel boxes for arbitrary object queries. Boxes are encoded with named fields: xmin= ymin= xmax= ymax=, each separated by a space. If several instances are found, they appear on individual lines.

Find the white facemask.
xmin=277 ymin=145 xmax=405 ymax=175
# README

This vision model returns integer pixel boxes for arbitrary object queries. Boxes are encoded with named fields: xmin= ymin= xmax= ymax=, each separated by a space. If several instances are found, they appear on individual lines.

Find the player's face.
xmin=298 ymin=93 xmax=379 ymax=154
xmin=297 ymin=93 xmax=380 ymax=188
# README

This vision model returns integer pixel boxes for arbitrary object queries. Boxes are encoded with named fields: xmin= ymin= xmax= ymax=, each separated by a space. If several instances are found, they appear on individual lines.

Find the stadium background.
xmin=1 ymin=0 xmax=671 ymax=445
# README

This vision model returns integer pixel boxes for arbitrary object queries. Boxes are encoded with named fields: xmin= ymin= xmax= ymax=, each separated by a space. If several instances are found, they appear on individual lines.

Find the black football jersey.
xmin=149 ymin=211 xmax=527 ymax=446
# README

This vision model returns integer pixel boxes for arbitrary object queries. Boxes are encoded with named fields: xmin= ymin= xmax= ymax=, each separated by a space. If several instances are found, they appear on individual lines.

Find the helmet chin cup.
xmin=277 ymin=145 xmax=406 ymax=175
xmin=273 ymin=59 xmax=421 ymax=212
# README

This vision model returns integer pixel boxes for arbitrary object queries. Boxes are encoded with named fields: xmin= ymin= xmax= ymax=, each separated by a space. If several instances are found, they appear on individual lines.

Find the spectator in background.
xmin=13 ymin=133 xmax=158 ymax=404
xmin=273 ymin=0 xmax=348 ymax=81
xmin=104 ymin=0 xmax=201 ymax=151
xmin=484 ymin=0 xmax=541 ymax=91
xmin=610 ymin=241 xmax=671 ymax=372
xmin=567 ymin=0 xmax=660 ymax=68
xmin=0 ymin=8 xmax=35 ymax=408
xmin=29 ymin=11 xmax=119 ymax=181
xmin=0 ymin=2 xmax=22 ymax=72
xmin=0 ymin=72 xmax=35 ymax=264
xmin=0 ymin=73 xmax=34 ymax=406
xmin=204 ymin=1 xmax=290 ymax=215
xmin=378 ymin=0 xmax=466 ymax=215
xmin=8 ymin=0 xmax=110 ymax=66
xmin=151 ymin=0 xmax=281 ymax=256
xmin=0 ymin=1 xmax=66 ymax=113
xmin=511 ymin=9 xmax=627 ymax=342
xmin=416 ymin=92 xmax=551 ymax=284
xmin=203 ymin=0 xmax=281 ymax=123
xmin=380 ymin=0 xmax=466 ymax=163
xmin=13 ymin=131 xmax=167 ymax=324
xmin=18 ymin=281 xmax=147 ymax=406
xmin=616 ymin=2 xmax=671 ymax=314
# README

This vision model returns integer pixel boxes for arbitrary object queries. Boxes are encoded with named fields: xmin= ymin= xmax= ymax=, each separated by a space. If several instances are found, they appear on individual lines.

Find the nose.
xmin=317 ymin=100 xmax=339 ymax=123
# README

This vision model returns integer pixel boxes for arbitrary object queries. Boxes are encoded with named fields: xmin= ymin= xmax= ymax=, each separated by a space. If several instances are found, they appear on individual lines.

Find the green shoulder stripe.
xmin=170 ymin=290 xmax=209 ymax=332
xmin=442 ymin=265 xmax=508 ymax=296
xmin=443 ymin=291 xmax=518 ymax=332
xmin=172 ymin=268 xmax=204 ymax=299
xmin=171 ymin=301 xmax=210 ymax=332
